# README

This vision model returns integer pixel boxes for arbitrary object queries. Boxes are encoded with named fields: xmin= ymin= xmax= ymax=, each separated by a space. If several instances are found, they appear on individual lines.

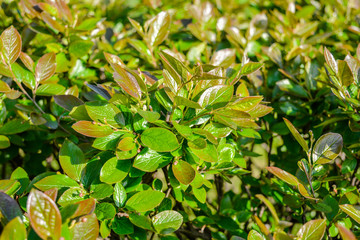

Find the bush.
xmin=0 ymin=0 xmax=359 ymax=239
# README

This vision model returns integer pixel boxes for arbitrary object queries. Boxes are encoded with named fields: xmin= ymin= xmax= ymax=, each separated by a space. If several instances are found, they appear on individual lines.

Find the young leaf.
xmin=0 ymin=26 xmax=21 ymax=64
xmin=70 ymin=213 xmax=99 ymax=240
xmin=312 ymin=133 xmax=343 ymax=164
xmin=240 ymin=62 xmax=263 ymax=75
xmin=324 ymin=47 xmax=338 ymax=73
xmin=198 ymin=85 xmax=234 ymax=111
xmin=336 ymin=224 xmax=357 ymax=240
xmin=146 ymin=11 xmax=171 ymax=47
xmin=35 ymin=53 xmax=56 ymax=83
xmin=27 ymin=189 xmax=62 ymax=240
xmin=297 ymin=219 xmax=326 ymax=240
xmin=113 ymin=182 xmax=127 ymax=208
xmin=172 ymin=160 xmax=196 ymax=185
xmin=54 ymin=95 xmax=84 ymax=111
xmin=113 ymin=64 xmax=142 ymax=99
xmin=20 ymin=52 xmax=34 ymax=72
xmin=34 ymin=174 xmax=79 ymax=191
xmin=72 ymin=121 xmax=114 ymax=138
xmin=152 ymin=210 xmax=183 ymax=234
xmin=266 ymin=166 xmax=299 ymax=186
xmin=125 ymin=190 xmax=165 ymax=212
xmin=283 ymin=118 xmax=309 ymax=153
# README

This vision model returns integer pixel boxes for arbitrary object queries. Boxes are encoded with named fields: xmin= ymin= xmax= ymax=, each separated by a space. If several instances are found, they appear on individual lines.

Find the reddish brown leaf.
xmin=172 ymin=160 xmax=196 ymax=185
xmin=35 ymin=53 xmax=56 ymax=83
xmin=0 ymin=26 xmax=22 ymax=64
xmin=336 ymin=224 xmax=357 ymax=240
xmin=27 ymin=189 xmax=62 ymax=240
xmin=20 ymin=52 xmax=34 ymax=72
xmin=113 ymin=64 xmax=141 ymax=99
xmin=44 ymin=188 xmax=58 ymax=202
xmin=72 ymin=121 xmax=114 ymax=138
xmin=266 ymin=166 xmax=299 ymax=186
xmin=72 ymin=198 xmax=96 ymax=218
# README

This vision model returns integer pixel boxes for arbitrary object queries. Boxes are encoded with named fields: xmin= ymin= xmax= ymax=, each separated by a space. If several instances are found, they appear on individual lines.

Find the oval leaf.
xmin=152 ymin=210 xmax=183 ymax=234
xmin=312 ymin=133 xmax=343 ymax=164
xmin=125 ymin=190 xmax=165 ymax=212
xmin=27 ymin=189 xmax=62 ymax=240
xmin=35 ymin=53 xmax=56 ymax=83
xmin=72 ymin=121 xmax=114 ymax=138
xmin=0 ymin=26 xmax=21 ymax=64
xmin=297 ymin=219 xmax=326 ymax=240
xmin=172 ymin=160 xmax=196 ymax=185
xmin=141 ymin=127 xmax=180 ymax=152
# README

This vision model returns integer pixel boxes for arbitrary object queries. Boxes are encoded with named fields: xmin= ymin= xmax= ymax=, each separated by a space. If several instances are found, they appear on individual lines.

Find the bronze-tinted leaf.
xmin=266 ymin=166 xmax=299 ymax=186
xmin=336 ymin=224 xmax=357 ymax=240
xmin=27 ymin=189 xmax=62 ymax=240
xmin=172 ymin=160 xmax=196 ymax=185
xmin=297 ymin=219 xmax=326 ymax=240
xmin=340 ymin=204 xmax=360 ymax=224
xmin=20 ymin=52 xmax=34 ymax=72
xmin=0 ymin=26 xmax=22 ymax=64
xmin=312 ymin=133 xmax=343 ymax=164
xmin=146 ymin=11 xmax=171 ymax=47
xmin=35 ymin=53 xmax=56 ymax=83
xmin=113 ymin=64 xmax=141 ymax=99
xmin=70 ymin=213 xmax=99 ymax=240
xmin=72 ymin=121 xmax=114 ymax=138
xmin=324 ymin=47 xmax=338 ymax=73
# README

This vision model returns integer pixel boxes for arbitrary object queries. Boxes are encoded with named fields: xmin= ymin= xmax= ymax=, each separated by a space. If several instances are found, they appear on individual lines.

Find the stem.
xmin=8 ymin=64 xmax=45 ymax=114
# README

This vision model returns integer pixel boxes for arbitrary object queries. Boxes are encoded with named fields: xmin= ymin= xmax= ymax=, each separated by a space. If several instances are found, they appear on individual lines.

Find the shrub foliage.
xmin=0 ymin=0 xmax=359 ymax=239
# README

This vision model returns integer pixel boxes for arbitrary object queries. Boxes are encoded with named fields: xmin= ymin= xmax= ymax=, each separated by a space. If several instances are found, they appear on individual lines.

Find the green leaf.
xmin=175 ymin=96 xmax=202 ymax=109
xmin=36 ymin=83 xmax=66 ymax=96
xmin=340 ymin=204 xmax=360 ymax=224
xmin=58 ymin=187 xmax=87 ymax=206
xmin=247 ymin=230 xmax=266 ymax=240
xmin=141 ymin=127 xmax=180 ymax=152
xmin=337 ymin=60 xmax=354 ymax=87
xmin=172 ymin=160 xmax=195 ymax=185
xmin=297 ymin=219 xmax=326 ymax=240
xmin=283 ymin=118 xmax=309 ymax=153
xmin=34 ymin=174 xmax=79 ymax=191
xmin=312 ymin=133 xmax=343 ymax=164
xmin=0 ymin=217 xmax=26 ymax=240
xmin=100 ymin=157 xmax=131 ymax=184
xmin=255 ymin=194 xmax=279 ymax=225
xmin=240 ymin=62 xmax=263 ymax=75
xmin=111 ymin=216 xmax=134 ymax=235
xmin=69 ymin=40 xmax=93 ymax=58
xmin=113 ymin=182 xmax=127 ymax=208
xmin=266 ymin=166 xmax=299 ymax=186
xmin=117 ymin=137 xmax=135 ymax=151
xmin=54 ymin=95 xmax=84 ymax=111
xmin=92 ymin=131 xmax=123 ymax=150
xmin=10 ymin=167 xmax=29 ymax=195
xmin=59 ymin=139 xmax=87 ymax=181
xmin=0 ymin=119 xmax=30 ymax=135
xmin=137 ymin=109 xmax=160 ymax=123
xmin=0 ymin=192 xmax=22 ymax=225
xmin=210 ymin=48 xmax=236 ymax=67
xmin=134 ymin=148 xmax=172 ymax=172
xmin=152 ymin=210 xmax=183 ymax=234
xmin=159 ymin=51 xmax=190 ymax=83
xmin=0 ymin=26 xmax=21 ymax=64
xmin=189 ymin=142 xmax=218 ymax=162
xmin=35 ymin=53 xmax=56 ymax=83
xmin=90 ymin=183 xmax=114 ymax=200
xmin=146 ymin=11 xmax=171 ymax=47
xmin=0 ymin=135 xmax=10 ymax=149
xmin=85 ymin=101 xmax=125 ymax=128
xmin=126 ymin=190 xmax=165 ymax=212
xmin=95 ymin=203 xmax=116 ymax=221
xmin=11 ymin=63 xmax=35 ymax=89
xmin=0 ymin=180 xmax=20 ymax=195
xmin=129 ymin=213 xmax=153 ymax=230
xmin=198 ymin=85 xmax=233 ymax=111
xmin=27 ymin=189 xmax=62 ymax=240
xmin=70 ymin=213 xmax=99 ymax=240
xmin=229 ymin=96 xmax=263 ymax=111
xmin=72 ymin=120 xmax=114 ymax=138
xmin=276 ymin=79 xmax=308 ymax=98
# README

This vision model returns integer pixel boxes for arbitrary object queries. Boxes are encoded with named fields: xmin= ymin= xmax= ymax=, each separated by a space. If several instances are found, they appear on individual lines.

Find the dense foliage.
xmin=0 ymin=0 xmax=359 ymax=239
